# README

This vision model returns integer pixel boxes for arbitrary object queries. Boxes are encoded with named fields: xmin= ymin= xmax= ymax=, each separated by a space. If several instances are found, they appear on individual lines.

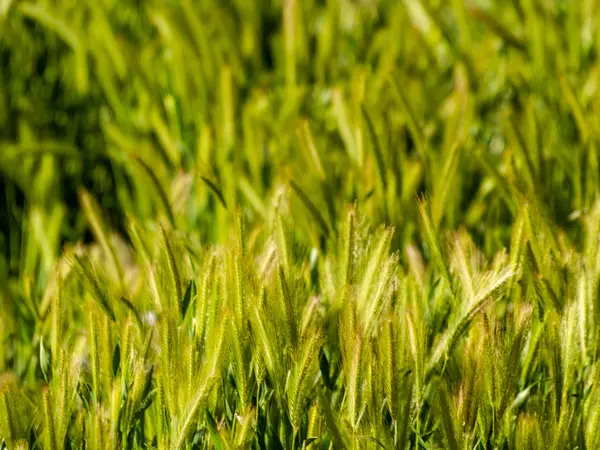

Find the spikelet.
xmin=207 ymin=311 xmax=230 ymax=379
xmin=88 ymin=310 xmax=101 ymax=406
xmin=42 ymin=387 xmax=57 ymax=450
xmin=196 ymin=252 xmax=215 ymax=346
xmin=230 ymin=316 xmax=249 ymax=409
xmin=160 ymin=225 xmax=182 ymax=310
xmin=342 ymin=208 xmax=356 ymax=287
xmin=155 ymin=375 xmax=167 ymax=446
xmin=277 ymin=265 xmax=297 ymax=350
xmin=159 ymin=311 xmax=175 ymax=418
xmin=382 ymin=317 xmax=396 ymax=418
xmin=250 ymin=305 xmax=278 ymax=381
xmin=288 ymin=331 xmax=322 ymax=429
xmin=51 ymin=273 xmax=64 ymax=364
xmin=172 ymin=375 xmax=217 ymax=449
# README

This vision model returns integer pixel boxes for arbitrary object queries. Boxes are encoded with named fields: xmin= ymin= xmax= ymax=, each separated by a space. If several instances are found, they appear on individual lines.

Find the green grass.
xmin=1 ymin=0 xmax=600 ymax=448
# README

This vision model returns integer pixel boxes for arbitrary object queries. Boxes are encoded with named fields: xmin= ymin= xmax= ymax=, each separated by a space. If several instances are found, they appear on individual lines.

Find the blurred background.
xmin=1 ymin=0 xmax=599 ymax=295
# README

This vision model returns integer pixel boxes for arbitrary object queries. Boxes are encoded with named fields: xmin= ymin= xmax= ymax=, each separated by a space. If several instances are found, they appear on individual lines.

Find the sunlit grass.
xmin=1 ymin=0 xmax=600 ymax=448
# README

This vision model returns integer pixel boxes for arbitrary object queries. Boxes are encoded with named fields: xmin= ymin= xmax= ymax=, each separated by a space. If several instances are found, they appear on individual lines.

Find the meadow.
xmin=1 ymin=0 xmax=600 ymax=448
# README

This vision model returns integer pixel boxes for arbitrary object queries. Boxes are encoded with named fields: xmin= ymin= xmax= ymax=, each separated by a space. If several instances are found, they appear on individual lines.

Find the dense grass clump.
xmin=2 ymin=0 xmax=600 ymax=448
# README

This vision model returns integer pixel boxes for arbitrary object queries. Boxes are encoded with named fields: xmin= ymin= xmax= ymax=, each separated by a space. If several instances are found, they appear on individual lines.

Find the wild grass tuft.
xmin=2 ymin=1 xmax=600 ymax=449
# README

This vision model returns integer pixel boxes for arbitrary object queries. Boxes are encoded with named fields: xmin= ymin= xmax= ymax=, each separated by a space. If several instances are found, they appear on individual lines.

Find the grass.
xmin=1 ymin=0 xmax=600 ymax=448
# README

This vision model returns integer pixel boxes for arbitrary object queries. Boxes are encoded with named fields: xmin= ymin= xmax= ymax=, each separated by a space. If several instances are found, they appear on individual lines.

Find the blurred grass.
xmin=1 ymin=0 xmax=597 ymax=274
xmin=1 ymin=0 xmax=600 ymax=448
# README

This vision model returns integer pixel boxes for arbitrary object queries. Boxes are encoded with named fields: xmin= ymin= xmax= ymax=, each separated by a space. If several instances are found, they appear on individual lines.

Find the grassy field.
xmin=2 ymin=0 xmax=600 ymax=448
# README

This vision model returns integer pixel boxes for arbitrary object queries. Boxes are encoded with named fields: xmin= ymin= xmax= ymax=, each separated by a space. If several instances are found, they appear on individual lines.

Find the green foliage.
xmin=1 ymin=0 xmax=600 ymax=449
